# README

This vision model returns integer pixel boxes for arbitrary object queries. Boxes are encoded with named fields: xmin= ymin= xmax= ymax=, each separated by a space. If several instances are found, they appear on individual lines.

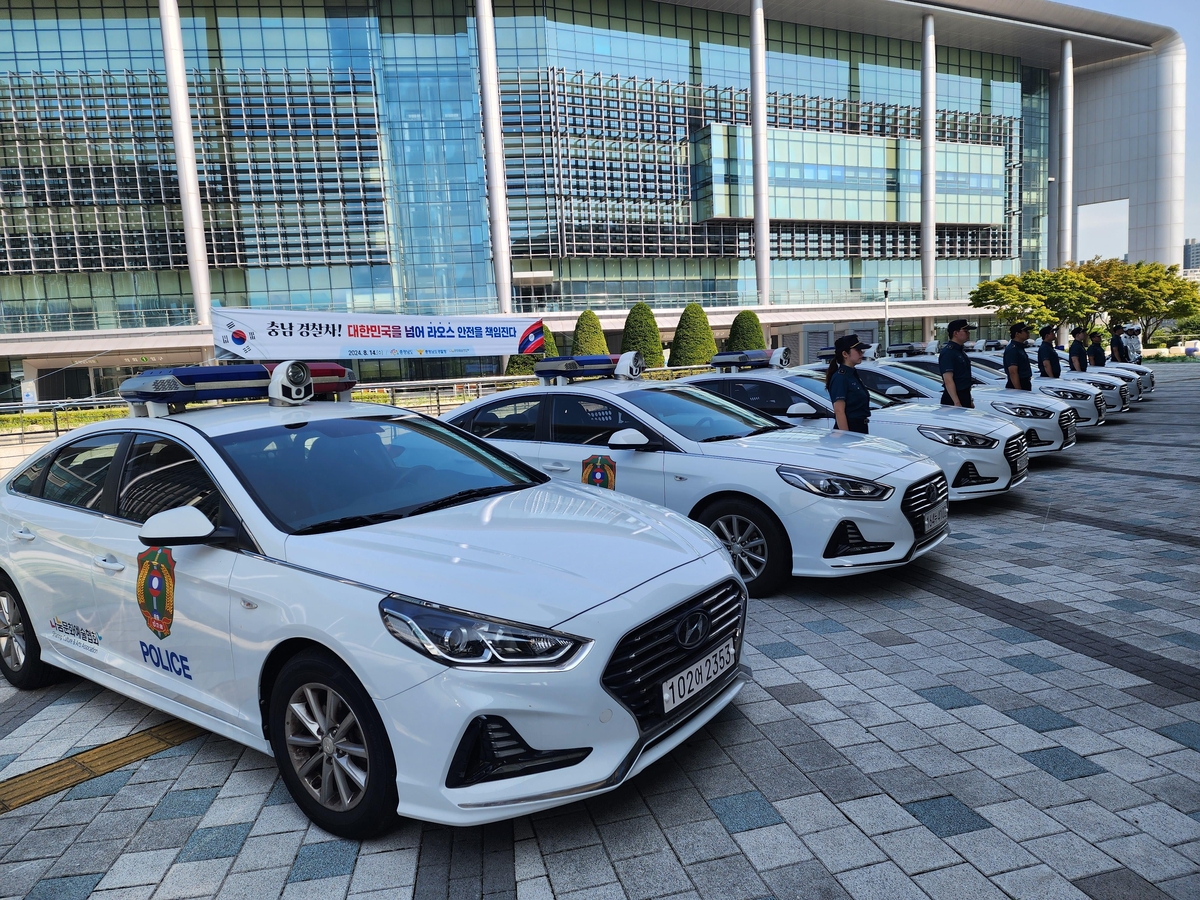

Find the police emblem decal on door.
xmin=136 ymin=547 xmax=176 ymax=640
xmin=581 ymin=455 xmax=617 ymax=490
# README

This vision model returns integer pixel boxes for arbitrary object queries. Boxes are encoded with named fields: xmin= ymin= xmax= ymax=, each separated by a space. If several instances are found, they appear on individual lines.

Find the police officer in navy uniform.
xmin=1004 ymin=323 xmax=1033 ymax=390
xmin=939 ymin=319 xmax=975 ymax=408
xmin=1037 ymin=325 xmax=1062 ymax=378
xmin=1069 ymin=327 xmax=1088 ymax=372
xmin=1110 ymin=324 xmax=1130 ymax=363
xmin=826 ymin=334 xmax=872 ymax=434
xmin=1088 ymin=332 xmax=1107 ymax=368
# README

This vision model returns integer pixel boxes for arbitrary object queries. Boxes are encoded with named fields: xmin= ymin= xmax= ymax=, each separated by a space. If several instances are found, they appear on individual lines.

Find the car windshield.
xmin=212 ymin=414 xmax=537 ymax=534
xmin=624 ymin=385 xmax=786 ymax=442
xmin=785 ymin=372 xmax=902 ymax=410
xmin=882 ymin=363 xmax=946 ymax=393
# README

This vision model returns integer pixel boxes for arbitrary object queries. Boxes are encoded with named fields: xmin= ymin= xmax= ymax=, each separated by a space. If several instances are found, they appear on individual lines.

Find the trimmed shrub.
xmin=669 ymin=303 xmax=718 ymax=367
xmin=620 ymin=302 xmax=666 ymax=367
xmin=726 ymin=309 xmax=767 ymax=352
xmin=504 ymin=325 xmax=559 ymax=375
xmin=571 ymin=309 xmax=609 ymax=356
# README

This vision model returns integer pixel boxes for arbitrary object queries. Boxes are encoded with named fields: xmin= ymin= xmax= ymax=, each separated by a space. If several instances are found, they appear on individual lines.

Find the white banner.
xmin=213 ymin=308 xmax=546 ymax=361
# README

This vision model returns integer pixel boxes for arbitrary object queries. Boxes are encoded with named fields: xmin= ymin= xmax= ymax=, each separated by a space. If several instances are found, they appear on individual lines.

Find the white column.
xmin=1153 ymin=35 xmax=1186 ymax=266
xmin=476 ymin=0 xmax=512 ymax=313
xmin=750 ymin=0 xmax=770 ymax=304
xmin=1058 ymin=39 xmax=1074 ymax=267
xmin=159 ymin=0 xmax=211 ymax=326
xmin=920 ymin=14 xmax=936 ymax=300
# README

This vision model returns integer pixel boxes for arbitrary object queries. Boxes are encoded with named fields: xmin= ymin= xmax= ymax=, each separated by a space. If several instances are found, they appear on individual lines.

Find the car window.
xmin=42 ymin=434 xmax=122 ymax=511
xmin=118 ymin=435 xmax=222 ymax=526
xmin=9 ymin=453 xmax=51 ymax=497
xmin=727 ymin=379 xmax=810 ymax=417
xmin=623 ymin=386 xmax=785 ymax=442
xmin=549 ymin=396 xmax=645 ymax=445
xmin=689 ymin=379 xmax=730 ymax=398
xmin=212 ymin=414 xmax=537 ymax=534
xmin=856 ymin=369 xmax=914 ymax=397
xmin=462 ymin=398 xmax=541 ymax=441
xmin=881 ymin=364 xmax=945 ymax=394
xmin=786 ymin=373 xmax=899 ymax=410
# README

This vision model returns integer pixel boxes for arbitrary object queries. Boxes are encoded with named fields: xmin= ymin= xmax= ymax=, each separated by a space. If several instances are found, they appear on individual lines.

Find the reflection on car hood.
xmin=701 ymin=427 xmax=928 ymax=479
xmin=871 ymin=402 xmax=1020 ymax=437
xmin=284 ymin=482 xmax=722 ymax=627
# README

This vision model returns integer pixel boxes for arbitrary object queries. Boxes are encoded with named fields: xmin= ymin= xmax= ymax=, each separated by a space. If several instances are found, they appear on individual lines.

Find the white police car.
xmin=848 ymin=360 xmax=1077 ymax=456
xmin=1032 ymin=340 xmax=1155 ymax=393
xmin=1016 ymin=345 xmax=1143 ymax=402
xmin=0 ymin=362 xmax=751 ymax=834
xmin=969 ymin=350 xmax=1134 ymax=409
xmin=446 ymin=353 xmax=949 ymax=597
xmin=679 ymin=352 xmax=1029 ymax=502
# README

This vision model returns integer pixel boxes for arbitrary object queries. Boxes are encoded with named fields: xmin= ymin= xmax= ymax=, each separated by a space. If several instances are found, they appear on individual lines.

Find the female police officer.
xmin=825 ymin=334 xmax=872 ymax=433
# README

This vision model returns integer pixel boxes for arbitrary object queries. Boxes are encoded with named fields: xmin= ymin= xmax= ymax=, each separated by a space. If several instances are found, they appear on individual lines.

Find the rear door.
xmin=455 ymin=396 xmax=544 ymax=470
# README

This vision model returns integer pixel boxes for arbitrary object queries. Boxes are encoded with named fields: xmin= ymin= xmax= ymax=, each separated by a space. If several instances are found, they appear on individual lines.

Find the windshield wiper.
xmin=699 ymin=424 xmax=781 ymax=442
xmin=291 ymin=512 xmax=406 ymax=536
xmin=402 ymin=483 xmax=530 ymax=517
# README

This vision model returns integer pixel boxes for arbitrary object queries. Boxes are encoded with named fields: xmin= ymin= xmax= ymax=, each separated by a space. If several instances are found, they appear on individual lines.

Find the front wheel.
xmin=697 ymin=499 xmax=790 ymax=598
xmin=268 ymin=650 xmax=398 ymax=838
xmin=0 ymin=580 xmax=57 ymax=690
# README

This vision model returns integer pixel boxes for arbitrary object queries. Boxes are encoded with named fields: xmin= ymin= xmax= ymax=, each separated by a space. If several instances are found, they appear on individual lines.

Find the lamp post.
xmin=880 ymin=278 xmax=892 ymax=357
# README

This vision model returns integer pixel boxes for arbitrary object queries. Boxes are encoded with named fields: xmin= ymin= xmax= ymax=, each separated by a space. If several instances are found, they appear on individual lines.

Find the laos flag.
xmin=519 ymin=320 xmax=545 ymax=355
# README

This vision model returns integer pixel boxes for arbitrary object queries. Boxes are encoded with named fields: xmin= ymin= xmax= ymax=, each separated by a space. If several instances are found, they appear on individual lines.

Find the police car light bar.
xmin=709 ymin=348 xmax=790 ymax=371
xmin=119 ymin=361 xmax=356 ymax=417
xmin=535 ymin=351 xmax=644 ymax=384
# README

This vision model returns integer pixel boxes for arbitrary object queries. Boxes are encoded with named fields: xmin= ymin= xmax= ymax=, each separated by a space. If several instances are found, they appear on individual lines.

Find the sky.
xmin=1066 ymin=0 xmax=1199 ymax=260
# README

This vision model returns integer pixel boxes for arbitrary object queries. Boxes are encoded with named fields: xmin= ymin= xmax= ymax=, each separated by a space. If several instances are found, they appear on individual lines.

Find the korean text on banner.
xmin=213 ymin=308 xmax=545 ymax=360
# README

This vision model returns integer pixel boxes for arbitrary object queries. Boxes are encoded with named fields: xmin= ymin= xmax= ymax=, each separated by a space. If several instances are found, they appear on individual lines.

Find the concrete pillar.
xmin=476 ymin=0 xmax=513 ymax=313
xmin=1154 ymin=36 xmax=1186 ymax=267
xmin=920 ymin=14 xmax=936 ymax=300
xmin=159 ymin=0 xmax=211 ymax=326
xmin=750 ymin=0 xmax=770 ymax=304
xmin=922 ymin=316 xmax=935 ymax=343
xmin=1058 ymin=39 xmax=1073 ymax=267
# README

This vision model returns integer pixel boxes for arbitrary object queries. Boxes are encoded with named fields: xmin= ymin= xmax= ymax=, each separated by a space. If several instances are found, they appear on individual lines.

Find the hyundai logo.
xmin=676 ymin=611 xmax=711 ymax=650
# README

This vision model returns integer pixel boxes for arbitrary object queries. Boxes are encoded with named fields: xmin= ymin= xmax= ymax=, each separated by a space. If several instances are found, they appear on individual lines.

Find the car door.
xmin=540 ymin=394 xmax=666 ymax=505
xmin=455 ymin=396 xmax=544 ymax=470
xmin=87 ymin=432 xmax=240 ymax=722
xmin=855 ymin=369 xmax=923 ymax=401
xmin=2 ymin=434 xmax=124 ymax=667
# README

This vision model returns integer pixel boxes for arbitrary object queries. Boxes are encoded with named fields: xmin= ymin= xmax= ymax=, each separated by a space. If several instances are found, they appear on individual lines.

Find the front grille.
xmin=1094 ymin=393 xmax=1105 ymax=421
xmin=900 ymin=473 xmax=949 ymax=535
xmin=602 ymin=580 xmax=746 ymax=732
xmin=1004 ymin=435 xmax=1029 ymax=479
xmin=1058 ymin=409 xmax=1077 ymax=446
xmin=1119 ymin=385 xmax=1129 ymax=406
xmin=1150 ymin=373 xmax=1156 ymax=389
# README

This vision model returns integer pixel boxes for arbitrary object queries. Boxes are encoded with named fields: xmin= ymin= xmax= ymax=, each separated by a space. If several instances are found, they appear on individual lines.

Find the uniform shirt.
xmin=1087 ymin=343 xmax=1106 ymax=367
xmin=1003 ymin=340 xmax=1033 ymax=390
xmin=938 ymin=341 xmax=973 ymax=406
xmin=1069 ymin=339 xmax=1088 ymax=372
xmin=1037 ymin=341 xmax=1062 ymax=378
xmin=1110 ymin=334 xmax=1129 ymax=363
xmin=828 ymin=365 xmax=871 ymax=422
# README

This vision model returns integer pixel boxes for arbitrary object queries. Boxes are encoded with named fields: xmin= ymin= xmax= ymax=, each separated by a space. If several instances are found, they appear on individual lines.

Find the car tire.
xmin=268 ymin=649 xmax=398 ymax=839
xmin=0 ymin=578 xmax=57 ymax=690
xmin=697 ymin=498 xmax=790 ymax=598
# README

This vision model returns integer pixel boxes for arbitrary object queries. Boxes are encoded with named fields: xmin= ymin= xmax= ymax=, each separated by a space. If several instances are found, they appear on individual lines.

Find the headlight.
xmin=917 ymin=425 xmax=999 ymax=449
xmin=1040 ymin=387 xmax=1091 ymax=401
xmin=379 ymin=594 xmax=587 ymax=667
xmin=777 ymin=466 xmax=894 ymax=500
xmin=990 ymin=402 xmax=1053 ymax=419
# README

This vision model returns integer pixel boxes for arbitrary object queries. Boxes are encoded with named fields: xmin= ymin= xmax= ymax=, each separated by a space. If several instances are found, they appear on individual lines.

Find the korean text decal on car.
xmin=136 ymin=547 xmax=176 ymax=640
xmin=582 ymin=455 xmax=617 ymax=490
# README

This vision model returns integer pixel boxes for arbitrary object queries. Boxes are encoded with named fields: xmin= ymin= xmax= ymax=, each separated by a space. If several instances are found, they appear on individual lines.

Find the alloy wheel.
xmin=712 ymin=514 xmax=768 ymax=581
xmin=284 ymin=682 xmax=370 ymax=812
xmin=0 ymin=591 xmax=26 ymax=672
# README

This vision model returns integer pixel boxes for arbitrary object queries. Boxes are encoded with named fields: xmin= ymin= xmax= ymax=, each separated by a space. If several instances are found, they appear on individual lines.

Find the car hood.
xmin=972 ymin=390 xmax=1069 ymax=412
xmin=284 ymin=482 xmax=722 ymax=627
xmin=700 ymin=427 xmax=928 ymax=479
xmin=871 ymin=401 xmax=1018 ymax=436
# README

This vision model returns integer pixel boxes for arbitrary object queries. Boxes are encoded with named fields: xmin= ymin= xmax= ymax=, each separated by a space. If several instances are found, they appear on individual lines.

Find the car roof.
xmin=82 ymin=400 xmax=414 ymax=439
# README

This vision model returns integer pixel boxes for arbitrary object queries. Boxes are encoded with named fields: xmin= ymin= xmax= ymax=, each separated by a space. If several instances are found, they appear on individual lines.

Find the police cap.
xmin=1010 ymin=323 xmax=1030 ymax=337
xmin=1039 ymin=325 xmax=1056 ymax=337
xmin=834 ymin=334 xmax=871 ymax=353
xmin=946 ymin=319 xmax=973 ymax=335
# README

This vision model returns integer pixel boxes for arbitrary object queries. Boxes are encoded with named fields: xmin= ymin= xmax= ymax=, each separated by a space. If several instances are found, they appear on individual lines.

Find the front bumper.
xmin=937 ymin=440 xmax=1027 ymax=500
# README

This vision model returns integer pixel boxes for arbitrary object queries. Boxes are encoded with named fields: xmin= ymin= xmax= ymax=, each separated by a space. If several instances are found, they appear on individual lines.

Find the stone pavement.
xmin=1 ymin=365 xmax=1199 ymax=900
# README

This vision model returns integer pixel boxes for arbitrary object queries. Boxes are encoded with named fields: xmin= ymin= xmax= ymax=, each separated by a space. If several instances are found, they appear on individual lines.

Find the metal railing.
xmin=0 ymin=398 xmax=129 ymax=444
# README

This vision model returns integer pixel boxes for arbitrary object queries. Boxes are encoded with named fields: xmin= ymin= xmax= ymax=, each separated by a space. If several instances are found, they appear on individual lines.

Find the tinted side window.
xmin=42 ymin=435 xmax=123 ymax=510
xmin=466 ymin=398 xmax=542 ymax=441
xmin=728 ymin=380 xmax=809 ymax=417
xmin=856 ymin=370 xmax=908 ymax=396
xmin=549 ymin=397 xmax=643 ymax=445
xmin=690 ymin=379 xmax=730 ymax=398
xmin=9 ymin=454 xmax=50 ymax=496
xmin=118 ymin=435 xmax=221 ymax=526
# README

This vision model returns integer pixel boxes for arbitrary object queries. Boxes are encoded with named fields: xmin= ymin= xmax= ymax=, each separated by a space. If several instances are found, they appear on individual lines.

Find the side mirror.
xmin=786 ymin=402 xmax=817 ymax=418
xmin=608 ymin=427 xmax=657 ymax=450
xmin=885 ymin=385 xmax=910 ymax=398
xmin=139 ymin=506 xmax=234 ymax=547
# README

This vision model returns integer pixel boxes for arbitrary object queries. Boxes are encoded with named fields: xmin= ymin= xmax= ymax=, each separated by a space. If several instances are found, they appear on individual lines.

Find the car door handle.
xmin=92 ymin=555 xmax=125 ymax=572
xmin=12 ymin=528 xmax=35 ymax=541
xmin=542 ymin=463 xmax=571 ymax=472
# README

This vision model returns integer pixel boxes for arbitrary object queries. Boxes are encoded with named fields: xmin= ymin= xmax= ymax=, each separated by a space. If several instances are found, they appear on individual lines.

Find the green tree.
xmin=570 ymin=309 xmax=610 ymax=356
xmin=1021 ymin=267 xmax=1101 ymax=330
xmin=504 ymin=326 xmax=559 ymax=375
xmin=1112 ymin=262 xmax=1200 ymax=344
xmin=1074 ymin=257 xmax=1136 ymax=325
xmin=968 ymin=275 xmax=1056 ymax=329
xmin=619 ymin=302 xmax=665 ymax=367
xmin=725 ymin=309 xmax=767 ymax=352
xmin=669 ymin=302 xmax=719 ymax=367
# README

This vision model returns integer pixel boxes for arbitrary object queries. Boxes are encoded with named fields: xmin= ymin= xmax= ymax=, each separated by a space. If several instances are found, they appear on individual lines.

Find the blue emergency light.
xmin=118 ymin=361 xmax=356 ymax=415
xmin=534 ymin=352 xmax=644 ymax=383
xmin=710 ymin=348 xmax=790 ymax=371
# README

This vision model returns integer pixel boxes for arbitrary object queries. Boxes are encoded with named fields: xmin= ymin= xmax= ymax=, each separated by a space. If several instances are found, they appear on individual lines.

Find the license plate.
xmin=662 ymin=638 xmax=736 ymax=713
xmin=923 ymin=501 xmax=948 ymax=534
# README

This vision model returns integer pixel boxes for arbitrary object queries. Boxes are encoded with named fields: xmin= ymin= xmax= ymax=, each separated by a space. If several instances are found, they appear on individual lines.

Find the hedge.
xmin=669 ymin=302 xmax=718 ymax=366
xmin=571 ymin=309 xmax=609 ymax=356
xmin=726 ymin=309 xmax=767 ymax=352
xmin=620 ymin=302 xmax=665 ymax=367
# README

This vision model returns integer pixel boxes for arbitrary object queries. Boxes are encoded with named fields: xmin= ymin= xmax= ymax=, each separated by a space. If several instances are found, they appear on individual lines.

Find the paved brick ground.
xmin=1 ymin=365 xmax=1198 ymax=900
